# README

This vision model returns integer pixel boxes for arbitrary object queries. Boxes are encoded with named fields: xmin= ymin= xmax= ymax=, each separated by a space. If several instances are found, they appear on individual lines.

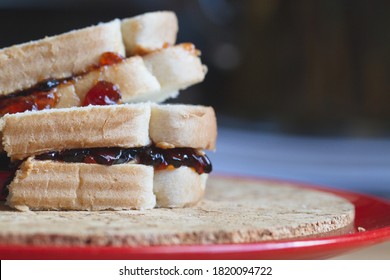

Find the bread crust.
xmin=6 ymin=158 xmax=156 ymax=210
xmin=1 ymin=104 xmax=151 ymax=160
xmin=150 ymin=104 xmax=217 ymax=150
xmin=154 ymin=167 xmax=207 ymax=208
xmin=121 ymin=11 xmax=178 ymax=56
xmin=0 ymin=20 xmax=124 ymax=96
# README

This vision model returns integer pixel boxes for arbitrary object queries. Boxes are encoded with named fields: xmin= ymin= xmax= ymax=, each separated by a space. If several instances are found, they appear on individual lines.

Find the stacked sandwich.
xmin=0 ymin=11 xmax=217 ymax=211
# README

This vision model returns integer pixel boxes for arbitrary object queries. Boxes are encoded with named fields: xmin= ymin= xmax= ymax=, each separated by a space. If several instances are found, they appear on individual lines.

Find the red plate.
xmin=1 ymin=175 xmax=390 ymax=260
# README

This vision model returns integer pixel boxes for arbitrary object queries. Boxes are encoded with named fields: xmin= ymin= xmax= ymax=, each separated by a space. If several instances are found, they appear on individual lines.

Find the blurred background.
xmin=0 ymin=0 xmax=389 ymax=197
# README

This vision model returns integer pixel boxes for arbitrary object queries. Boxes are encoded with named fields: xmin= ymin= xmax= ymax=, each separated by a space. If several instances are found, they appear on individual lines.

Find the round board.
xmin=0 ymin=175 xmax=354 ymax=247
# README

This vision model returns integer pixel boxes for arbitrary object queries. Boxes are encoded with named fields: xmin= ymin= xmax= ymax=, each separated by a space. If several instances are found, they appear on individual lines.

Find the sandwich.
xmin=0 ymin=11 xmax=217 ymax=211
xmin=1 ymin=104 xmax=216 ymax=210
xmin=0 ymin=11 xmax=205 ymax=114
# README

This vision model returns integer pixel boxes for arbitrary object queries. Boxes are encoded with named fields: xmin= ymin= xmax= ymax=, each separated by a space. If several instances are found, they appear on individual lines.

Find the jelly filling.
xmin=35 ymin=146 xmax=212 ymax=175
xmin=0 ymin=79 xmax=60 ymax=117
xmin=95 ymin=52 xmax=125 ymax=68
xmin=0 ymin=146 xmax=211 ymax=200
xmin=0 ymin=52 xmax=125 ymax=116
xmin=83 ymin=81 xmax=122 ymax=106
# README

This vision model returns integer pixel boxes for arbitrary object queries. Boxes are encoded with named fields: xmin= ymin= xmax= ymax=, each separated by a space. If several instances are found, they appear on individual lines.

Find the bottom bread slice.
xmin=6 ymin=159 xmax=208 ymax=211
xmin=6 ymin=158 xmax=156 ymax=211
xmin=154 ymin=167 xmax=207 ymax=208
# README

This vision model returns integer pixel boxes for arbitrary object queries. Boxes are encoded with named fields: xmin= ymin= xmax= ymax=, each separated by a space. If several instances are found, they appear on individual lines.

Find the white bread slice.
xmin=150 ymin=104 xmax=217 ymax=150
xmin=142 ymin=44 xmax=207 ymax=102
xmin=1 ymin=104 xmax=217 ymax=160
xmin=154 ymin=167 xmax=208 ymax=208
xmin=6 ymin=159 xmax=207 ymax=210
xmin=0 ymin=20 xmax=124 ymax=96
xmin=53 ymin=44 xmax=206 ymax=107
xmin=121 ymin=11 xmax=178 ymax=56
xmin=71 ymin=56 xmax=161 ymax=104
xmin=54 ymin=83 xmax=81 ymax=108
xmin=6 ymin=158 xmax=155 ymax=211
xmin=0 ymin=11 xmax=179 ymax=97
xmin=0 ymin=104 xmax=151 ymax=160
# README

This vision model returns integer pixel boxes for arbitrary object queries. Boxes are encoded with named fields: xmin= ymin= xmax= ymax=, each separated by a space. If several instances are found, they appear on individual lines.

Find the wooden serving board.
xmin=0 ymin=176 xmax=354 ymax=246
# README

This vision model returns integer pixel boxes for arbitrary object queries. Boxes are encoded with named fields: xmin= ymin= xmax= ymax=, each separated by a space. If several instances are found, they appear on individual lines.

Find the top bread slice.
xmin=0 ymin=104 xmax=152 ymax=159
xmin=0 ymin=11 xmax=178 ymax=96
xmin=0 ymin=104 xmax=217 ymax=160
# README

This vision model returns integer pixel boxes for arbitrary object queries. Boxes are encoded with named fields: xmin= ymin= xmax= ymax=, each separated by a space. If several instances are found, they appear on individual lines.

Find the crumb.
xmin=155 ymin=142 xmax=175 ymax=149
xmin=14 ymin=205 xmax=31 ymax=212
xmin=357 ymin=227 xmax=366 ymax=232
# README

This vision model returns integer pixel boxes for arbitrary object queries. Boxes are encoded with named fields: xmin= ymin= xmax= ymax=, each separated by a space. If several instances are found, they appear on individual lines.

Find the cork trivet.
xmin=0 ymin=176 xmax=354 ymax=246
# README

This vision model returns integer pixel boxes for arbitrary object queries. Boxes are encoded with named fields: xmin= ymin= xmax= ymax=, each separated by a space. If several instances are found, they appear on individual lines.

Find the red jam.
xmin=99 ymin=52 xmax=125 ymax=66
xmin=0 ymin=79 xmax=60 ymax=117
xmin=82 ymin=81 xmax=122 ymax=106
xmin=36 ymin=146 xmax=212 ymax=175
xmin=88 ymin=52 xmax=125 ymax=71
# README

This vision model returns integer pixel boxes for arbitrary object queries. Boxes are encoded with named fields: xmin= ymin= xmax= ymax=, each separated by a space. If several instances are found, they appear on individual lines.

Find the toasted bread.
xmin=6 ymin=159 xmax=207 ymax=210
xmin=0 ymin=104 xmax=151 ymax=160
xmin=0 ymin=11 xmax=179 ymax=97
xmin=1 ymin=104 xmax=216 ymax=160
xmin=150 ymin=104 xmax=217 ymax=150
xmin=0 ymin=20 xmax=124 ymax=96
xmin=7 ymin=158 xmax=155 ymax=210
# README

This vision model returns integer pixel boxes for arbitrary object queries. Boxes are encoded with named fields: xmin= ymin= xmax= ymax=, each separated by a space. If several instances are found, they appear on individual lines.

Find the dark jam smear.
xmin=36 ymin=146 xmax=212 ymax=175
xmin=0 ymin=79 xmax=60 ymax=117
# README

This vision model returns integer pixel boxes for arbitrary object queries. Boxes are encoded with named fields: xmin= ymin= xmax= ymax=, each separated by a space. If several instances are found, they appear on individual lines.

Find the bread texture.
xmin=71 ymin=56 xmax=161 ymax=103
xmin=6 ymin=158 xmax=155 ymax=211
xmin=0 ymin=20 xmax=124 ymax=96
xmin=121 ymin=11 xmax=178 ymax=56
xmin=6 ymin=160 xmax=207 ymax=211
xmin=150 ymin=104 xmax=217 ymax=150
xmin=0 ymin=11 xmax=180 ymax=97
xmin=0 ymin=104 xmax=151 ymax=160
xmin=1 ymin=104 xmax=217 ymax=159
xmin=52 ymin=44 xmax=206 ymax=107
xmin=154 ymin=167 xmax=207 ymax=208
xmin=143 ymin=44 xmax=207 ymax=102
